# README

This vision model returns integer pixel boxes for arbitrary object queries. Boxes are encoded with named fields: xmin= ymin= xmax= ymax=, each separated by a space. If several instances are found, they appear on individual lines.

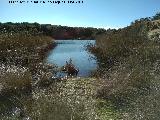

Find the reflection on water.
xmin=46 ymin=40 xmax=97 ymax=77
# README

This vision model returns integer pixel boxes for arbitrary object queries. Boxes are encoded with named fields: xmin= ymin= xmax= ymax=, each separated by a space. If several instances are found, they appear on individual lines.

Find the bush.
xmin=27 ymin=78 xmax=99 ymax=120
xmin=0 ymin=64 xmax=32 ymax=96
xmin=91 ymin=16 xmax=160 ymax=119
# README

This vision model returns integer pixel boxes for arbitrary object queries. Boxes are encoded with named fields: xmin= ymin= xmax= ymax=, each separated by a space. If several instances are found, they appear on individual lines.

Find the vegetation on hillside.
xmin=0 ymin=28 xmax=58 ymax=116
xmin=0 ymin=22 xmax=106 ymax=40
xmin=88 ymin=12 xmax=160 ymax=119
xmin=1 ymin=13 xmax=160 ymax=120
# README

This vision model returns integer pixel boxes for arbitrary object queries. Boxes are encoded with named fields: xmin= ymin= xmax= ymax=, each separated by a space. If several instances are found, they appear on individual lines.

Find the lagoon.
xmin=46 ymin=40 xmax=97 ymax=77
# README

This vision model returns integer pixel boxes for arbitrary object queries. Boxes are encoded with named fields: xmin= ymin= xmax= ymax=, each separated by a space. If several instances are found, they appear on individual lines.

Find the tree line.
xmin=0 ymin=22 xmax=106 ymax=39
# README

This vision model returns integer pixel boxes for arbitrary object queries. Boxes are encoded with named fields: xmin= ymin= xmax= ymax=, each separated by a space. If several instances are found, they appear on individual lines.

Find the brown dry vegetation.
xmin=89 ymin=13 xmax=160 ymax=119
xmin=1 ymin=13 xmax=160 ymax=120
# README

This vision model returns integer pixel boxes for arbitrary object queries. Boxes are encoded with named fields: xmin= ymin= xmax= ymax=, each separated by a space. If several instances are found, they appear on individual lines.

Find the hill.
xmin=88 ymin=12 xmax=160 ymax=119
xmin=0 ymin=22 xmax=106 ymax=40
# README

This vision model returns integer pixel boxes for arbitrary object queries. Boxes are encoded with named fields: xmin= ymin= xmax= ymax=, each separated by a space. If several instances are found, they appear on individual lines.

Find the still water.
xmin=46 ymin=40 xmax=97 ymax=77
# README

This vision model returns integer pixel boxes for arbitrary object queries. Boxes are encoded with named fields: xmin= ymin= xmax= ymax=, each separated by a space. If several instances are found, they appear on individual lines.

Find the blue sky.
xmin=0 ymin=0 xmax=160 ymax=29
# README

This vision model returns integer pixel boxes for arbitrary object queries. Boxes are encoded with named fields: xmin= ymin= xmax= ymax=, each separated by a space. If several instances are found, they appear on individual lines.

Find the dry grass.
xmin=0 ymin=64 xmax=32 ymax=96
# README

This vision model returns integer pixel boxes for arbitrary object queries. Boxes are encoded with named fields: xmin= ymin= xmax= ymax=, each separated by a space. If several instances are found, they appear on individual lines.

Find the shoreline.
xmin=39 ymin=40 xmax=57 ymax=59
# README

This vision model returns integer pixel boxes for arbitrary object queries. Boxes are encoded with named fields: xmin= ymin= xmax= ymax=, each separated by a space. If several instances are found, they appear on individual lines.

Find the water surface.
xmin=46 ymin=40 xmax=97 ymax=77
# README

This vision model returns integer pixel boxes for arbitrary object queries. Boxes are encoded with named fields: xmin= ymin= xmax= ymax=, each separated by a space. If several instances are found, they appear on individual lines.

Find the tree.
xmin=152 ymin=12 xmax=160 ymax=20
